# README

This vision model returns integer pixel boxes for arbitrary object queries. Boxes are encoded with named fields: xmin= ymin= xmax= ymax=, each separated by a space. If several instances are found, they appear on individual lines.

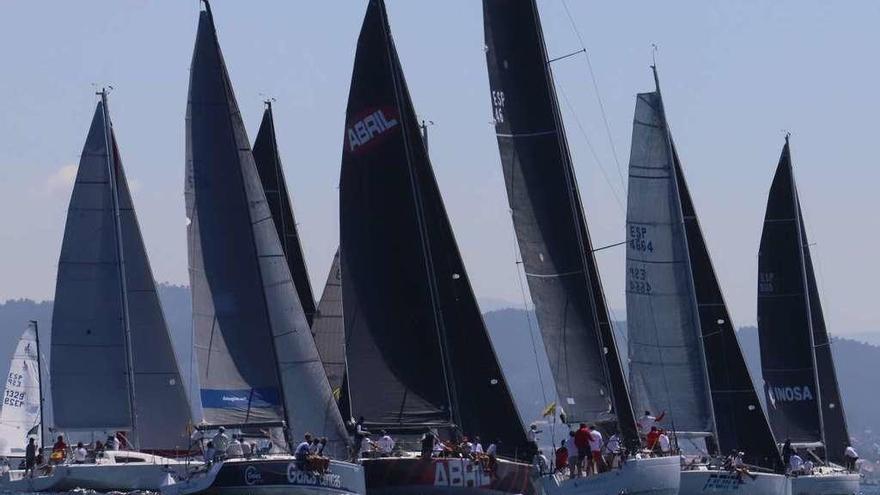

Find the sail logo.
xmin=768 ymin=385 xmax=814 ymax=403
xmin=433 ymin=459 xmax=492 ymax=488
xmin=758 ymin=272 xmax=775 ymax=294
xmin=244 ymin=465 xmax=262 ymax=485
xmin=346 ymin=108 xmax=399 ymax=154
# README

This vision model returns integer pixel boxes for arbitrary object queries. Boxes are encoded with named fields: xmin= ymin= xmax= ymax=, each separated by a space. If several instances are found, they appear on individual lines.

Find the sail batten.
xmin=341 ymin=0 xmax=528 ymax=454
xmin=186 ymin=3 xmax=348 ymax=455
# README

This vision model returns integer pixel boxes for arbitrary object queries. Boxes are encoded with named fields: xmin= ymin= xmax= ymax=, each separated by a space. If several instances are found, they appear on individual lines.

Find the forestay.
xmin=483 ymin=0 xmax=638 ymax=447
xmin=186 ymin=2 xmax=348 ymax=454
xmin=341 ymin=0 xmax=528 ymax=454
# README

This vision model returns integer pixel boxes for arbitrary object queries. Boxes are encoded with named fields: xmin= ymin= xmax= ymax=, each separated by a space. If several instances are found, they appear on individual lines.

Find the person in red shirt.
xmin=570 ymin=423 xmax=590 ymax=477
xmin=555 ymin=440 xmax=569 ymax=475
xmin=646 ymin=427 xmax=661 ymax=454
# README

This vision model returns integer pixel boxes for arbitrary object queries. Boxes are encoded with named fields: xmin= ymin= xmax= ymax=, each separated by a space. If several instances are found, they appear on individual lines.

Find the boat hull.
xmin=539 ymin=455 xmax=680 ymax=495
xmin=163 ymin=457 xmax=365 ymax=495
xmin=790 ymin=472 xmax=860 ymax=495
xmin=361 ymin=456 xmax=536 ymax=495
xmin=680 ymin=468 xmax=789 ymax=495
xmin=0 ymin=460 xmax=194 ymax=492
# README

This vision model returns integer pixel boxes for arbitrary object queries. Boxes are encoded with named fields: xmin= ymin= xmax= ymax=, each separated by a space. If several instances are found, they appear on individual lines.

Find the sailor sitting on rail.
xmin=226 ymin=436 xmax=244 ymax=458
xmin=377 ymin=430 xmax=395 ymax=456
xmin=296 ymin=434 xmax=314 ymax=468
xmin=359 ymin=434 xmax=377 ymax=458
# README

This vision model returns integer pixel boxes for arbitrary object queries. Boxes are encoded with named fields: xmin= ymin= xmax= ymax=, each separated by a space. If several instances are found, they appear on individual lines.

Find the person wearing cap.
xmin=637 ymin=410 xmax=666 ymax=435
xmin=295 ymin=433 xmax=313 ymax=469
xmin=212 ymin=426 xmax=230 ymax=458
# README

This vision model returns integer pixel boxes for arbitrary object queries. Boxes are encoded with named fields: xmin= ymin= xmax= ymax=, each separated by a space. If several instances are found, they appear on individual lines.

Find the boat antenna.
xmin=30 ymin=320 xmax=46 ymax=448
xmin=419 ymin=119 xmax=434 ymax=153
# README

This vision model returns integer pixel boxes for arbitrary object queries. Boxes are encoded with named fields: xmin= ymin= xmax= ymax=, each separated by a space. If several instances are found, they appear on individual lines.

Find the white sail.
xmin=0 ymin=323 xmax=41 ymax=456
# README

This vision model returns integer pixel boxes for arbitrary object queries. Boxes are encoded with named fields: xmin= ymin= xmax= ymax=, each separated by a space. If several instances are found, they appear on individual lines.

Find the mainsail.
xmin=758 ymin=137 xmax=849 ymax=463
xmin=0 ymin=323 xmax=42 ymax=456
xmin=51 ymin=95 xmax=191 ymax=451
xmin=626 ymin=73 xmax=782 ymax=470
xmin=252 ymin=102 xmax=317 ymax=327
xmin=340 ymin=0 xmax=528 ymax=454
xmin=483 ymin=0 xmax=638 ymax=447
xmin=186 ymin=0 xmax=348 ymax=455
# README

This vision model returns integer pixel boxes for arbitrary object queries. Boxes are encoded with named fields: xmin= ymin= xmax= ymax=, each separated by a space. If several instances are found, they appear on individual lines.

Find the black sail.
xmin=341 ymin=0 xmax=528 ymax=454
xmin=674 ymin=159 xmax=782 ymax=470
xmin=483 ymin=0 xmax=638 ymax=447
xmin=757 ymin=139 xmax=823 ymax=445
xmin=252 ymin=103 xmax=317 ymax=327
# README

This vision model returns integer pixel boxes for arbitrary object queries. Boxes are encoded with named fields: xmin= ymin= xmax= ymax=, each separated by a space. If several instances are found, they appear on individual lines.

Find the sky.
xmin=0 ymin=1 xmax=878 ymax=334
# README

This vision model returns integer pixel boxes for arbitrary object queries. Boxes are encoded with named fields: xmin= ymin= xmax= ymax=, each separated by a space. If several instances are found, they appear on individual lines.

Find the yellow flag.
xmin=542 ymin=401 xmax=557 ymax=417
xmin=332 ymin=387 xmax=342 ymax=401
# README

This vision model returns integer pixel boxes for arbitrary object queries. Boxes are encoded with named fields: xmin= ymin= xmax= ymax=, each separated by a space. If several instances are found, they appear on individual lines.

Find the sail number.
xmin=758 ymin=272 xmax=775 ymax=294
xmin=4 ymin=389 xmax=26 ymax=408
xmin=628 ymin=266 xmax=652 ymax=295
xmin=491 ymin=90 xmax=505 ymax=124
xmin=628 ymin=225 xmax=654 ymax=253
xmin=6 ymin=372 xmax=22 ymax=388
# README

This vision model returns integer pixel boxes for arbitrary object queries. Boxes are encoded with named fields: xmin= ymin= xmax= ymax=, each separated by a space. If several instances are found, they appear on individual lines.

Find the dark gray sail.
xmin=340 ymin=0 xmax=528 ymax=454
xmin=626 ymin=74 xmax=782 ymax=470
xmin=186 ymin=1 xmax=348 ymax=454
xmin=626 ymin=89 xmax=714 ymax=437
xmin=483 ymin=0 xmax=639 ymax=447
xmin=52 ymin=100 xmax=192 ymax=452
xmin=311 ymin=249 xmax=347 ymax=398
xmin=758 ymin=138 xmax=849 ymax=463
xmin=253 ymin=103 xmax=317 ymax=327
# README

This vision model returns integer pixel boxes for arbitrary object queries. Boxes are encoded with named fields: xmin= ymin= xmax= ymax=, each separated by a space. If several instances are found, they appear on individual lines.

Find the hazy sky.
xmin=1 ymin=1 xmax=877 ymax=335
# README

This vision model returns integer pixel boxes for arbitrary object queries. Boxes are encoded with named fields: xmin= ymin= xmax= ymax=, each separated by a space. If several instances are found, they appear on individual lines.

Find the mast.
xmin=651 ymin=67 xmax=719 ymax=445
xmin=99 ymin=89 xmax=139 ymax=449
xmin=29 ymin=320 xmax=45 ymax=447
xmin=786 ymin=136 xmax=828 ymax=461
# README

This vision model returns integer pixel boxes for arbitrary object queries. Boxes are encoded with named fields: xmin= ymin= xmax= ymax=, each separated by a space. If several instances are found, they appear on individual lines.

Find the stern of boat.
xmin=540 ymin=455 xmax=680 ymax=495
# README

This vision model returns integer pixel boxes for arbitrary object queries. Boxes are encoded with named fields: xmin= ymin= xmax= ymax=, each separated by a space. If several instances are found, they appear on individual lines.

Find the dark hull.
xmin=362 ymin=457 xmax=535 ymax=495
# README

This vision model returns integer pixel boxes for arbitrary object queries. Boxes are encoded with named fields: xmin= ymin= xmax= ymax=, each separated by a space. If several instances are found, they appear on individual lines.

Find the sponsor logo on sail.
xmin=346 ymin=108 xmax=399 ymax=153
xmin=768 ymin=385 xmax=814 ymax=403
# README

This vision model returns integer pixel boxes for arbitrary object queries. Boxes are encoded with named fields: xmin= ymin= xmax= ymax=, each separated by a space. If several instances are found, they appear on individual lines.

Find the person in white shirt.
xmin=802 ymin=459 xmax=814 ymax=475
xmin=603 ymin=433 xmax=620 ymax=468
xmin=527 ymin=424 xmax=541 ymax=456
xmin=485 ymin=441 xmax=499 ymax=473
xmin=74 ymin=442 xmax=88 ymax=464
xmin=360 ymin=435 xmax=376 ymax=458
xmin=212 ymin=427 xmax=229 ymax=455
xmin=240 ymin=439 xmax=252 ymax=457
xmin=637 ymin=410 xmax=666 ymax=435
xmin=657 ymin=431 xmax=671 ymax=456
xmin=106 ymin=435 xmax=121 ymax=451
xmin=473 ymin=436 xmax=484 ymax=454
xmin=226 ymin=437 xmax=244 ymax=458
xmin=587 ymin=426 xmax=603 ymax=474
xmin=533 ymin=449 xmax=549 ymax=475
xmin=788 ymin=453 xmax=803 ymax=475
xmin=377 ymin=431 xmax=395 ymax=455
xmin=844 ymin=445 xmax=859 ymax=472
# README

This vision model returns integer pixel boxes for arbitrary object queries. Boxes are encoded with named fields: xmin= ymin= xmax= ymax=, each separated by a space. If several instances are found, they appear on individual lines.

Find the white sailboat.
xmin=162 ymin=3 xmax=363 ymax=495
xmin=0 ymin=90 xmax=199 ymax=492
xmin=625 ymin=67 xmax=788 ymax=495
xmin=483 ymin=2 xmax=680 ymax=495
xmin=0 ymin=322 xmax=43 ymax=459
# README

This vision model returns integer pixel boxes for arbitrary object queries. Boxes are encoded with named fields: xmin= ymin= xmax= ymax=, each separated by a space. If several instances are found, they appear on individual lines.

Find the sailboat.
xmin=483 ymin=2 xmax=680 ymax=495
xmin=163 ymin=2 xmax=364 ymax=495
xmin=0 ymin=322 xmax=43 ymax=459
xmin=757 ymin=137 xmax=859 ymax=495
xmin=339 ymin=1 xmax=535 ymax=494
xmin=3 ymin=91 xmax=198 ymax=493
xmin=625 ymin=69 xmax=787 ymax=495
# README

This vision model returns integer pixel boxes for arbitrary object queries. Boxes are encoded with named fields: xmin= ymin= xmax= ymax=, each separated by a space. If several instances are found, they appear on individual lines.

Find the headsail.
xmin=51 ymin=97 xmax=191 ymax=451
xmin=253 ymin=102 xmax=317 ymax=327
xmin=758 ymin=138 xmax=849 ymax=463
xmin=186 ymin=1 xmax=348 ymax=455
xmin=626 ymin=73 xmax=781 ymax=469
xmin=341 ymin=0 xmax=528 ymax=453
xmin=625 ymin=88 xmax=714 ymax=438
xmin=0 ymin=323 xmax=42 ymax=456
xmin=311 ymin=250 xmax=347 ymax=399
xmin=483 ymin=0 xmax=638 ymax=447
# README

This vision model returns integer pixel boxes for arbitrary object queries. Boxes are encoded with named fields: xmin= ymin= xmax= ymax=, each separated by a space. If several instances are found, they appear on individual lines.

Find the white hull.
xmin=791 ymin=471 xmax=860 ymax=495
xmin=0 ymin=456 xmax=197 ymax=492
xmin=540 ymin=455 xmax=680 ymax=495
xmin=163 ymin=456 xmax=365 ymax=495
xmin=680 ymin=468 xmax=789 ymax=495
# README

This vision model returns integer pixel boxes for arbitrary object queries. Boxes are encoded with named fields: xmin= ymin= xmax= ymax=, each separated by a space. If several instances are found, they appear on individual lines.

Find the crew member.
xmin=24 ymin=438 xmax=37 ymax=477
xmin=74 ymin=442 xmax=88 ymax=464
xmin=212 ymin=427 xmax=229 ymax=457
xmin=637 ymin=410 xmax=666 ymax=435
xmin=378 ymin=430 xmax=395 ymax=455
xmin=571 ymin=423 xmax=590 ymax=477
xmin=295 ymin=434 xmax=313 ymax=469
xmin=657 ymin=429 xmax=671 ymax=456
xmin=555 ymin=440 xmax=569 ymax=475
xmin=844 ymin=445 xmax=859 ymax=472
xmin=588 ymin=426 xmax=603 ymax=474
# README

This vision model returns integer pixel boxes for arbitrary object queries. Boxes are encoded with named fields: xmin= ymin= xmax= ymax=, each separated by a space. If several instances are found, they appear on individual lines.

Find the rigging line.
xmin=559 ymin=0 xmax=626 ymax=192
xmin=557 ymin=84 xmax=625 ymax=214
xmin=593 ymin=240 xmax=626 ymax=253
